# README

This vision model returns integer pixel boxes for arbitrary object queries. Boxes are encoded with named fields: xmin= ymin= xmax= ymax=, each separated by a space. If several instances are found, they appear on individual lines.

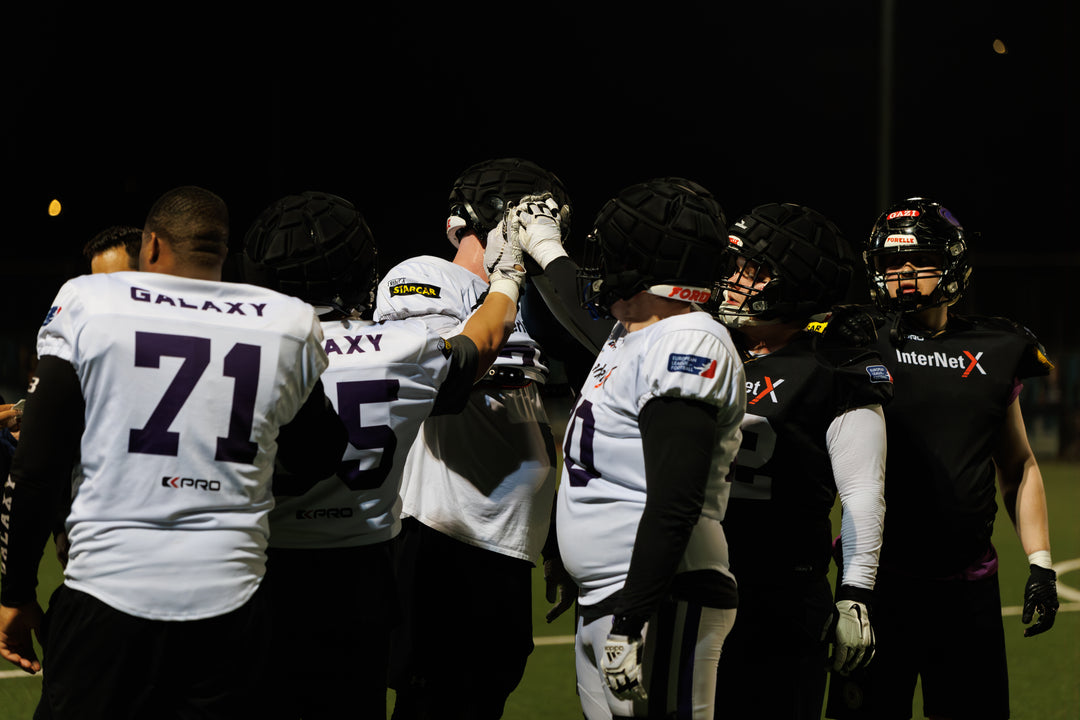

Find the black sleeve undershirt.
xmin=528 ymin=256 xmax=615 ymax=358
xmin=611 ymin=396 xmax=719 ymax=635
xmin=274 ymin=378 xmax=349 ymax=494
xmin=1 ymin=356 xmax=84 ymax=606
xmin=430 ymin=334 xmax=480 ymax=417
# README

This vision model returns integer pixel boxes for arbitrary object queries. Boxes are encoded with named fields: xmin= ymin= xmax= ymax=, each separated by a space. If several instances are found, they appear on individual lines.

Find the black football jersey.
xmin=873 ymin=313 xmax=1052 ymax=576
xmin=724 ymin=332 xmax=893 ymax=582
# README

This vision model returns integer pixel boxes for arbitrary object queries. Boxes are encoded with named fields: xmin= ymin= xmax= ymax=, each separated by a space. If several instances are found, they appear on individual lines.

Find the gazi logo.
xmin=162 ymin=476 xmax=222 ymax=492
xmin=747 ymin=376 xmax=784 ymax=405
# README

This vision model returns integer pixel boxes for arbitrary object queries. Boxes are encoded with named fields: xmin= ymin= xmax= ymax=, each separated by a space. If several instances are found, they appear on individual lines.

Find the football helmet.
xmin=446 ymin=157 xmax=571 ymax=248
xmin=714 ymin=203 xmax=855 ymax=328
xmin=864 ymin=197 xmax=972 ymax=313
xmin=579 ymin=178 xmax=727 ymax=319
xmin=239 ymin=191 xmax=378 ymax=316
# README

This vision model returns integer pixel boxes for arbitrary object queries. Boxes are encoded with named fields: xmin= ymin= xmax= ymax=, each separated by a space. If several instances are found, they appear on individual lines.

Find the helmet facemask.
xmin=714 ymin=256 xmax=788 ymax=328
xmin=865 ymin=198 xmax=972 ymax=315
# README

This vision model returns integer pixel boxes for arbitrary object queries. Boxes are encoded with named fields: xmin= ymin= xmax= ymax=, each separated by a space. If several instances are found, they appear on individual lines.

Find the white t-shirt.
xmin=557 ymin=311 xmax=745 ymax=607
xmin=37 ymin=271 xmax=327 ymax=620
xmin=374 ymin=256 xmax=556 ymax=562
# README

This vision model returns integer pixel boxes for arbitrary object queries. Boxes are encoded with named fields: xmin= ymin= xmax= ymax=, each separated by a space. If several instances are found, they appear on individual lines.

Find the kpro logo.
xmin=162 ymin=476 xmax=222 ymax=492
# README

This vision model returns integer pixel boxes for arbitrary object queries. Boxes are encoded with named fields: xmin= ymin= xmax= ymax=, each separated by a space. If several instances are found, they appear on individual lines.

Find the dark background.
xmin=3 ymin=1 xmax=1077 ymax=403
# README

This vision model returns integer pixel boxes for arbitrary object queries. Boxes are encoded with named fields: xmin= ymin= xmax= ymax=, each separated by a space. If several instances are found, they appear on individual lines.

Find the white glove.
xmin=483 ymin=221 xmax=525 ymax=303
xmin=831 ymin=599 xmax=875 ymax=675
xmin=601 ymin=634 xmax=647 ymax=702
xmin=509 ymin=193 xmax=568 ymax=270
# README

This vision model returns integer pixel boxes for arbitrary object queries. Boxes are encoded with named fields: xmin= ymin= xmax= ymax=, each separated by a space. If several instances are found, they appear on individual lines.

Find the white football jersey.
xmin=557 ymin=311 xmax=745 ymax=608
xmin=269 ymin=316 xmax=454 ymax=549
xmin=37 ymin=272 xmax=327 ymax=621
xmin=375 ymin=255 xmax=548 ymax=381
xmin=373 ymin=256 xmax=556 ymax=562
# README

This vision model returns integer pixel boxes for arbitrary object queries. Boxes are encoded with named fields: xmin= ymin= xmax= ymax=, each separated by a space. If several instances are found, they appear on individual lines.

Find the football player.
xmin=0 ymin=186 xmax=347 ymax=719
xmin=82 ymin=225 xmax=141 ymax=273
xmin=237 ymin=190 xmax=526 ymax=719
xmin=824 ymin=198 xmax=1058 ymax=720
xmin=710 ymin=203 xmax=891 ymax=719
xmin=378 ymin=158 xmax=575 ymax=719
xmin=517 ymin=177 xmax=745 ymax=719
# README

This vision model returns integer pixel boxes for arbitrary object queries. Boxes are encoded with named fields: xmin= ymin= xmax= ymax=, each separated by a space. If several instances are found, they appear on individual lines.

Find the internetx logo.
xmin=893 ymin=348 xmax=986 ymax=377
xmin=747 ymin=376 xmax=784 ymax=404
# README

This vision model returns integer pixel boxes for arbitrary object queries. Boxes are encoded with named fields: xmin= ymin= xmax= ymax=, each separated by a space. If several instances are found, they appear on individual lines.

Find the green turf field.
xmin=2 ymin=462 xmax=1077 ymax=719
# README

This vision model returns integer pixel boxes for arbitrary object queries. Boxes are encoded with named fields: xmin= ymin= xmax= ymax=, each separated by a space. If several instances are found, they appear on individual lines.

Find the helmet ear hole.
xmin=240 ymin=192 xmax=379 ymax=316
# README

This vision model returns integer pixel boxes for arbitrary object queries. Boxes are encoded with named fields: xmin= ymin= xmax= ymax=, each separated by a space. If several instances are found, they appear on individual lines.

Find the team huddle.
xmin=0 ymin=159 xmax=1060 ymax=720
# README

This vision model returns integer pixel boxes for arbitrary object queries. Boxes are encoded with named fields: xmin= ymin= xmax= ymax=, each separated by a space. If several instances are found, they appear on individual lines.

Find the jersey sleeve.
xmin=823 ymin=344 xmax=894 ymax=415
xmin=374 ymin=256 xmax=477 ymax=324
xmin=981 ymin=316 xmax=1054 ymax=380
xmin=638 ymin=326 xmax=745 ymax=424
xmin=35 ymin=280 xmax=84 ymax=365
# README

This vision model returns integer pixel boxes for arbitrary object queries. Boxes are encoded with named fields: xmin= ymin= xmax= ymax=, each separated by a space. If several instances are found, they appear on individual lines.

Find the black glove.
xmin=821 ymin=305 xmax=883 ymax=348
xmin=1022 ymin=564 xmax=1059 ymax=637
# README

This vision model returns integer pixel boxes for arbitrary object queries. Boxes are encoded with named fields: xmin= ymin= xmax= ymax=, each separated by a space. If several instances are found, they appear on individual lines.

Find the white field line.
xmin=4 ymin=560 xmax=1079 ymax=680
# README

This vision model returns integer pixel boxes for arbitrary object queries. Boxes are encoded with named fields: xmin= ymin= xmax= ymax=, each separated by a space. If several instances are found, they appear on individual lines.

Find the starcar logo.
xmin=387 ymin=278 xmax=441 ymax=298
xmin=668 ymin=353 xmax=717 ymax=378
xmin=162 ymin=476 xmax=222 ymax=491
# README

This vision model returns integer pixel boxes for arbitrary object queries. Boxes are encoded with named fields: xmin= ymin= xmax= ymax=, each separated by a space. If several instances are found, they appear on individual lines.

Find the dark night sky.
xmin=3 ymin=1 xmax=1077 ymax=382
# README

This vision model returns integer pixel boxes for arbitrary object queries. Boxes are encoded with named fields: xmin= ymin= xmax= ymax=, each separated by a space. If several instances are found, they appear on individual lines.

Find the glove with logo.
xmin=483 ymin=221 xmax=526 ymax=303
xmin=827 ymin=586 xmax=875 ymax=676
xmin=820 ymin=304 xmax=884 ymax=348
xmin=602 ymin=632 xmax=648 ymax=702
xmin=1022 ymin=564 xmax=1059 ymax=637
xmin=509 ymin=193 xmax=568 ymax=270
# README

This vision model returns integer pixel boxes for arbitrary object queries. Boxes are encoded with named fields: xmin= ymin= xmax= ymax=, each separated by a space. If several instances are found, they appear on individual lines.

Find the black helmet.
xmin=446 ymin=157 xmax=571 ymax=247
xmin=864 ymin=197 xmax=971 ymax=313
xmin=579 ymin=178 xmax=728 ymax=319
xmin=714 ymin=203 xmax=855 ymax=328
xmin=239 ymin=191 xmax=378 ymax=315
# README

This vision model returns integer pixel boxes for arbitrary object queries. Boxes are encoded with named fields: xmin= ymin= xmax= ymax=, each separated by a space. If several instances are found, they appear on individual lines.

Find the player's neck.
xmin=736 ymin=322 xmax=801 ymax=355
xmin=453 ymin=233 xmax=487 ymax=280
xmin=615 ymin=293 xmax=693 ymax=332
xmin=909 ymin=304 xmax=948 ymax=335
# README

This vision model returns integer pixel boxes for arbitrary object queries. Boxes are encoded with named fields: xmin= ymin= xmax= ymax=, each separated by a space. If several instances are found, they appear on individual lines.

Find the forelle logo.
xmin=894 ymin=348 xmax=986 ymax=377
xmin=162 ymin=476 xmax=222 ymax=491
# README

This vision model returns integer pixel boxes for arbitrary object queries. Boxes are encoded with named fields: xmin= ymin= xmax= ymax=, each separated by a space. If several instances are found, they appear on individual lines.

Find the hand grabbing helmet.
xmin=446 ymin=157 xmax=571 ymax=248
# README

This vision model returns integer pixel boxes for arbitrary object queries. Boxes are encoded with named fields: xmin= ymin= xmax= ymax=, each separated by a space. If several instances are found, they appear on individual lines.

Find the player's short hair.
xmin=145 ymin=186 xmax=229 ymax=268
xmin=82 ymin=225 xmax=142 ymax=268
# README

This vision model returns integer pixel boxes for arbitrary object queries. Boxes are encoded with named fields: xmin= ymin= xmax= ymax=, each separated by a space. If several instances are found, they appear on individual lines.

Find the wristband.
xmin=488 ymin=277 xmax=521 ymax=305
xmin=1027 ymin=550 xmax=1052 ymax=569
